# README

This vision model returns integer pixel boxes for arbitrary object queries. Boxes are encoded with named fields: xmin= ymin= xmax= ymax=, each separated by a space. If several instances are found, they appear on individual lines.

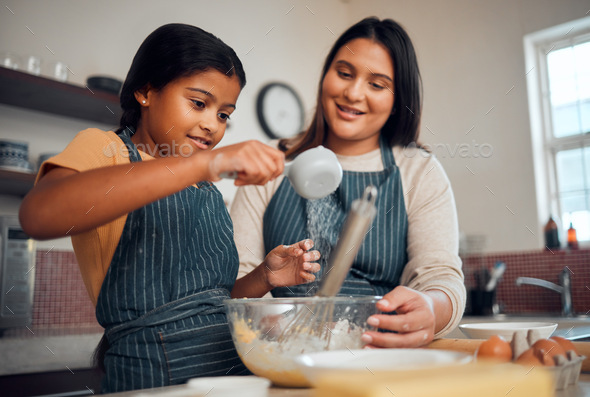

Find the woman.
xmin=230 ymin=17 xmax=466 ymax=348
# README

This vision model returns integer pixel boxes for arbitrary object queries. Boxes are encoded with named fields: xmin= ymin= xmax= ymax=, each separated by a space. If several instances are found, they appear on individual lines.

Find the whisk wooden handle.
xmin=317 ymin=186 xmax=377 ymax=297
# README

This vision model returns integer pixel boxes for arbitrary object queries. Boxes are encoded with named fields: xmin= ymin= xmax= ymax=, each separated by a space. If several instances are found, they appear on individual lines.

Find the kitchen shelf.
xmin=0 ymin=66 xmax=121 ymax=125
xmin=0 ymin=66 xmax=122 ymax=197
xmin=0 ymin=169 xmax=35 ymax=197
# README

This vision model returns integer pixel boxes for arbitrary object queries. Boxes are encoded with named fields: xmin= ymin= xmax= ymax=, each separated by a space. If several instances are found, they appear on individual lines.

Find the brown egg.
xmin=532 ymin=339 xmax=566 ymax=356
xmin=476 ymin=335 xmax=512 ymax=362
xmin=550 ymin=336 xmax=578 ymax=354
xmin=515 ymin=347 xmax=543 ymax=366
xmin=532 ymin=339 xmax=566 ymax=365
xmin=538 ymin=349 xmax=557 ymax=366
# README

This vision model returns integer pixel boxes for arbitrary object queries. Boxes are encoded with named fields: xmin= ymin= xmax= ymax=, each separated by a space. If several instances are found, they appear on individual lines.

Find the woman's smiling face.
xmin=133 ymin=69 xmax=241 ymax=158
xmin=321 ymin=38 xmax=395 ymax=155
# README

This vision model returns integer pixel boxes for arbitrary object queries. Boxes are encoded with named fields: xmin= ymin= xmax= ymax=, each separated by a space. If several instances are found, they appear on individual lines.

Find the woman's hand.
xmin=206 ymin=140 xmax=285 ymax=185
xmin=361 ymin=286 xmax=436 ymax=348
xmin=262 ymin=239 xmax=321 ymax=288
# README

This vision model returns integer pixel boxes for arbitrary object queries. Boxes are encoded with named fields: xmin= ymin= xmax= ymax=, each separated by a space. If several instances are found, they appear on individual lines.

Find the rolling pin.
xmin=427 ymin=339 xmax=590 ymax=372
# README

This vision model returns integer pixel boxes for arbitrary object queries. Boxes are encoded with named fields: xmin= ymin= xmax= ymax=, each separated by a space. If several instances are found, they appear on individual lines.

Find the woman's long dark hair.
xmin=118 ymin=23 xmax=246 ymax=133
xmin=280 ymin=17 xmax=422 ymax=159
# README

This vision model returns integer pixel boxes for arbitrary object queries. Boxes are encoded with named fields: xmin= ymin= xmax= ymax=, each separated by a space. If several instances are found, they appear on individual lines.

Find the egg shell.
xmin=539 ymin=350 xmax=556 ymax=367
xmin=550 ymin=336 xmax=578 ymax=355
xmin=515 ymin=347 xmax=543 ymax=366
xmin=532 ymin=339 xmax=566 ymax=360
xmin=476 ymin=335 xmax=512 ymax=362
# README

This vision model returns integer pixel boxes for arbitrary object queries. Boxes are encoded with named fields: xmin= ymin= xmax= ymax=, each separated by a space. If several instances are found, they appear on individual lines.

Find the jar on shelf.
xmin=544 ymin=216 xmax=560 ymax=250
xmin=567 ymin=222 xmax=578 ymax=250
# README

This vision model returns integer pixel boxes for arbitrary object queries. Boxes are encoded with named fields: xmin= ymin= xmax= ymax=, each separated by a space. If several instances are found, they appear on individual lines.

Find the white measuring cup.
xmin=221 ymin=145 xmax=342 ymax=200
xmin=284 ymin=145 xmax=343 ymax=200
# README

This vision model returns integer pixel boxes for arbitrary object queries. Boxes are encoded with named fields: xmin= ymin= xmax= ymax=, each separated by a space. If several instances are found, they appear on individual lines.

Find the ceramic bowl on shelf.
xmin=459 ymin=322 xmax=557 ymax=341
xmin=0 ymin=139 xmax=33 ymax=173
xmin=86 ymin=75 xmax=122 ymax=95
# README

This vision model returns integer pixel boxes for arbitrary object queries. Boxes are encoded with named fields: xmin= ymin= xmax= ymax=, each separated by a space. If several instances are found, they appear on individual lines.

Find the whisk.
xmin=277 ymin=185 xmax=378 ymax=349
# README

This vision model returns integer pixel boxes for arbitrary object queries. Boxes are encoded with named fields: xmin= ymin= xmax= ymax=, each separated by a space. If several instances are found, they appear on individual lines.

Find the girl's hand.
xmin=361 ymin=286 xmax=436 ymax=348
xmin=263 ymin=239 xmax=321 ymax=288
xmin=231 ymin=239 xmax=320 ymax=299
xmin=207 ymin=140 xmax=284 ymax=185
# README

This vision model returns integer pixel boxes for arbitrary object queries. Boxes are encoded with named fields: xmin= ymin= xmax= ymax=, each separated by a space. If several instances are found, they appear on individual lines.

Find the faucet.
xmin=515 ymin=267 xmax=573 ymax=317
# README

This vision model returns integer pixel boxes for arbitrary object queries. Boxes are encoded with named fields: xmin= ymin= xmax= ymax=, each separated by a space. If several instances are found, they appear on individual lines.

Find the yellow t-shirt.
xmin=37 ymin=128 xmax=153 ymax=305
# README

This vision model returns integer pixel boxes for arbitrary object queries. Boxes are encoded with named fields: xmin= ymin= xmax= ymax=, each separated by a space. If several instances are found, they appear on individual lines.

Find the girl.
xmin=19 ymin=24 xmax=319 ymax=392
xmin=231 ymin=17 xmax=466 ymax=348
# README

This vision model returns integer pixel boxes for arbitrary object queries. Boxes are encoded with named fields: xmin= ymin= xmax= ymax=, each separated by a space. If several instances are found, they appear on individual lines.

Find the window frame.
xmin=525 ymin=16 xmax=590 ymax=247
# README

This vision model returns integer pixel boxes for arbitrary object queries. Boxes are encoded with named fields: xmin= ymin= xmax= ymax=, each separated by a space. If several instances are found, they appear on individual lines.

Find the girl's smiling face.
xmin=133 ymin=70 xmax=241 ymax=158
xmin=321 ymin=38 xmax=395 ymax=155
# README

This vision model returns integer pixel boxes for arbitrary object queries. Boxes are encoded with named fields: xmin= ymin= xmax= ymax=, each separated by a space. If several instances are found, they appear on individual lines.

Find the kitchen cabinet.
xmin=0 ymin=66 xmax=122 ymax=196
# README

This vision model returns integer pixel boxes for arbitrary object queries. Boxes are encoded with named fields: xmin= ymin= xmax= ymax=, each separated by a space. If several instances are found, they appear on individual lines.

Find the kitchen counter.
xmin=0 ymin=332 xmax=102 ymax=375
xmin=77 ymin=337 xmax=590 ymax=396
xmin=101 ymin=373 xmax=590 ymax=396
xmin=4 ymin=328 xmax=586 ymax=396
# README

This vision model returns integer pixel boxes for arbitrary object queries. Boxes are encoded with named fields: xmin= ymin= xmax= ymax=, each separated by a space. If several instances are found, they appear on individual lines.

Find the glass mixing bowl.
xmin=224 ymin=296 xmax=381 ymax=387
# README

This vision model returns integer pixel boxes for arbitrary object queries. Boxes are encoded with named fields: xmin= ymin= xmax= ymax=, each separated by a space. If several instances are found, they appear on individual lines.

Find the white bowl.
xmin=187 ymin=376 xmax=270 ymax=397
xmin=459 ymin=322 xmax=557 ymax=341
xmin=295 ymin=348 xmax=472 ymax=386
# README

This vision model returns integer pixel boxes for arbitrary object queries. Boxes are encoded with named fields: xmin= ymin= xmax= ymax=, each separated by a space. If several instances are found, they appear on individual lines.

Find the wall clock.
xmin=256 ymin=82 xmax=304 ymax=139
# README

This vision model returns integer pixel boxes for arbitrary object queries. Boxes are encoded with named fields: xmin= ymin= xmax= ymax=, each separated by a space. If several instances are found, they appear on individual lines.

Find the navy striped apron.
xmin=264 ymin=137 xmax=408 ymax=297
xmin=96 ymin=128 xmax=248 ymax=393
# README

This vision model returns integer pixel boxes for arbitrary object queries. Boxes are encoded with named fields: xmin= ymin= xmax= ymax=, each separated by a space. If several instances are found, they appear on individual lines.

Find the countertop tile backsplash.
xmin=5 ymin=247 xmax=589 ymax=338
xmin=1 ymin=250 xmax=102 ymax=375
xmin=462 ymin=248 xmax=590 ymax=315
xmin=3 ymin=250 xmax=101 ymax=338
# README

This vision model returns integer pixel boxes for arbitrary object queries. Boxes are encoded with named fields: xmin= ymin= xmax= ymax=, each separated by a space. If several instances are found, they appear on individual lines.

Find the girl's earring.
xmin=142 ymin=100 xmax=146 ymax=104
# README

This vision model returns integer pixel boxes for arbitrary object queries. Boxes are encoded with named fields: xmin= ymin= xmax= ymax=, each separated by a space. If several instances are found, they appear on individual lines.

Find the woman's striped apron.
xmin=264 ymin=137 xmax=408 ymax=297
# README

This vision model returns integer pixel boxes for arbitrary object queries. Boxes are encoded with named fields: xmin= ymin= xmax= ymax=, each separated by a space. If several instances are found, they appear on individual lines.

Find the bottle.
xmin=567 ymin=222 xmax=578 ymax=250
xmin=544 ymin=216 xmax=560 ymax=250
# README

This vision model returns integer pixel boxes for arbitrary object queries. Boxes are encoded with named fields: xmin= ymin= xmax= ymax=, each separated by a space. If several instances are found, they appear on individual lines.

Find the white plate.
xmin=295 ymin=348 xmax=472 ymax=386
xmin=459 ymin=322 xmax=557 ymax=341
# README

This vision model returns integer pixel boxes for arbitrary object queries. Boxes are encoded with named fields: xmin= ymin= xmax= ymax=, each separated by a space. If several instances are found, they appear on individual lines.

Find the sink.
xmin=447 ymin=314 xmax=590 ymax=341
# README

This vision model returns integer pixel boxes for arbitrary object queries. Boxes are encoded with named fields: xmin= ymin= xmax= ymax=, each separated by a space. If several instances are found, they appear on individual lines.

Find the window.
xmin=525 ymin=17 xmax=590 ymax=244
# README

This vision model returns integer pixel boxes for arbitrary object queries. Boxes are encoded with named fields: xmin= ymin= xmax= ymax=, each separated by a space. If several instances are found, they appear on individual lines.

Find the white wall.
xmin=348 ymin=0 xmax=589 ymax=253
xmin=1 ymin=0 xmax=588 ymax=253
xmin=0 ymin=0 xmax=350 ymax=250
